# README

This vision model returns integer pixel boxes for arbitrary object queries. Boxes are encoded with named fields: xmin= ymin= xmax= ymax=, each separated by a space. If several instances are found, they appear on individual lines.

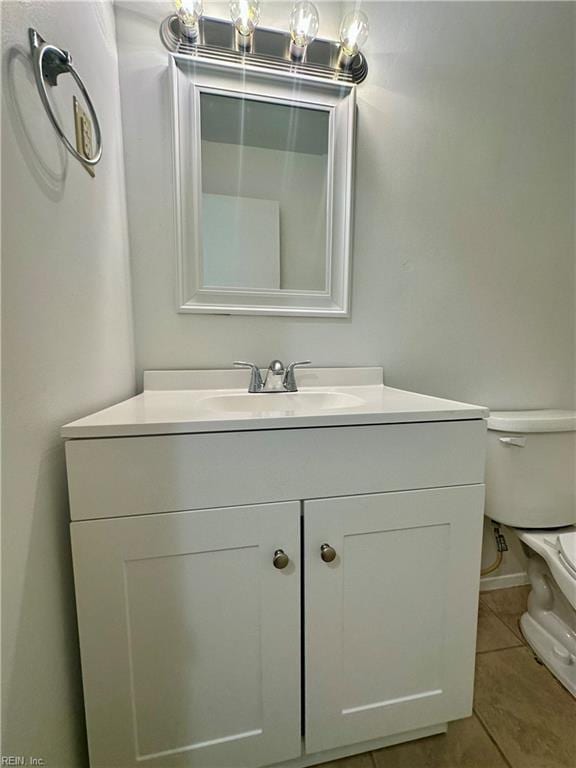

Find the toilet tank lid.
xmin=487 ymin=410 xmax=576 ymax=433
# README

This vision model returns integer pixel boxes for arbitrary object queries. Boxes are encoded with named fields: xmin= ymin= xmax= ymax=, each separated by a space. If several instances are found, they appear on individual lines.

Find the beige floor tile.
xmin=476 ymin=601 xmax=523 ymax=653
xmin=474 ymin=646 xmax=576 ymax=768
xmin=371 ymin=715 xmax=509 ymax=768
xmin=480 ymin=586 xmax=530 ymax=641
xmin=318 ymin=753 xmax=374 ymax=768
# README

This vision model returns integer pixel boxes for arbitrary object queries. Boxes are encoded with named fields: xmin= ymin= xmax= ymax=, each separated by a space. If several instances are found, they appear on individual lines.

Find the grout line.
xmin=479 ymin=597 xmax=508 ymax=620
xmin=478 ymin=593 xmax=497 ymax=612
xmin=479 ymin=597 xmax=528 ymax=645
xmin=476 ymin=643 xmax=523 ymax=655
xmin=368 ymin=750 xmax=378 ymax=768
xmin=473 ymin=708 xmax=515 ymax=768
xmin=479 ymin=599 xmax=519 ymax=633
xmin=477 ymin=645 xmax=529 ymax=657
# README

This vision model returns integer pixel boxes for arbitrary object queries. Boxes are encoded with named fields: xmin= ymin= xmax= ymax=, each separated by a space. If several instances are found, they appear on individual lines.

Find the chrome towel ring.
xmin=29 ymin=28 xmax=102 ymax=167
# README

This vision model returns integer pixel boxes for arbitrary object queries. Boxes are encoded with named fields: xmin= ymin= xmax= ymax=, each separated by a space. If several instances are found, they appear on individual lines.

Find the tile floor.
xmin=320 ymin=586 xmax=576 ymax=768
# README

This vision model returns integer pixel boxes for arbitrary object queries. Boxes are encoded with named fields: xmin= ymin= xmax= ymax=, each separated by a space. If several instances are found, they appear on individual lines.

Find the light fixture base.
xmin=179 ymin=19 xmax=200 ymax=42
xmin=337 ymin=48 xmax=355 ymax=69
xmin=289 ymin=41 xmax=307 ymax=62
xmin=234 ymin=28 xmax=253 ymax=53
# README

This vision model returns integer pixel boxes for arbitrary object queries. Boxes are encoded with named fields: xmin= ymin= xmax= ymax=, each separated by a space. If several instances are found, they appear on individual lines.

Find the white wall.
xmin=1 ymin=2 xmax=135 ymax=764
xmin=202 ymin=141 xmax=327 ymax=290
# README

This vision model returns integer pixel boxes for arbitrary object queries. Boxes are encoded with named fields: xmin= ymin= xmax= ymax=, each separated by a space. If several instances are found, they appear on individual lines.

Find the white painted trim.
xmin=169 ymin=57 xmax=185 ymax=314
xmin=480 ymin=571 xmax=530 ymax=592
xmin=190 ymin=82 xmax=336 ymax=299
xmin=169 ymin=57 xmax=355 ymax=316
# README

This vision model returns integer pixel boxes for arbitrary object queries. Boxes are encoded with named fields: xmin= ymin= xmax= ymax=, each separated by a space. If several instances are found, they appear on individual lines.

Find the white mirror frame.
xmin=169 ymin=56 xmax=356 ymax=317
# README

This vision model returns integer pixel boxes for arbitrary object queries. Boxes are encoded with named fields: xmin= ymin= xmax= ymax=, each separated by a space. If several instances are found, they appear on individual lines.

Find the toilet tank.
xmin=486 ymin=410 xmax=576 ymax=528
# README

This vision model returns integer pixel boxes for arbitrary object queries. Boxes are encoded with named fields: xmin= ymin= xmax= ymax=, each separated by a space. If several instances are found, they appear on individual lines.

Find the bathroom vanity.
xmin=63 ymin=368 xmax=488 ymax=768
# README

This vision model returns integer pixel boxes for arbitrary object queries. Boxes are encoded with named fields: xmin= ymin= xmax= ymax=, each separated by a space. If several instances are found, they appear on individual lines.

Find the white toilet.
xmin=486 ymin=410 xmax=576 ymax=696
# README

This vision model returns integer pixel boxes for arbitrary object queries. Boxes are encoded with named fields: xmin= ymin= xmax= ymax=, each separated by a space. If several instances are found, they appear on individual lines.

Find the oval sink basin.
xmin=200 ymin=391 xmax=365 ymax=414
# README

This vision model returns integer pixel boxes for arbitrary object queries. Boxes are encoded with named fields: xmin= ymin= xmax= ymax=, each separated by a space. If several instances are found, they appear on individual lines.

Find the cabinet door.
xmin=71 ymin=503 xmax=301 ymax=768
xmin=304 ymin=485 xmax=484 ymax=754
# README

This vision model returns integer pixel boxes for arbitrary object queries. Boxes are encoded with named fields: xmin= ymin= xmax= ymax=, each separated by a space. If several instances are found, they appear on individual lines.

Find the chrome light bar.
xmin=160 ymin=15 xmax=368 ymax=85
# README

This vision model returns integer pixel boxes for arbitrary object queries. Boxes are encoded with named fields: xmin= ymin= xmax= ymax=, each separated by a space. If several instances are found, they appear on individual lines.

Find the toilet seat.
xmin=558 ymin=532 xmax=576 ymax=580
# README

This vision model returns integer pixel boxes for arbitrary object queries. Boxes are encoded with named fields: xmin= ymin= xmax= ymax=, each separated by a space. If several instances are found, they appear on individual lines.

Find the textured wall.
xmin=1 ymin=2 xmax=135 ymax=764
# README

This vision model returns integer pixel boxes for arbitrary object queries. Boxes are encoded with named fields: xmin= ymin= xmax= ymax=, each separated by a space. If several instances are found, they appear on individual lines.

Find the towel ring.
xmin=29 ymin=28 xmax=102 ymax=167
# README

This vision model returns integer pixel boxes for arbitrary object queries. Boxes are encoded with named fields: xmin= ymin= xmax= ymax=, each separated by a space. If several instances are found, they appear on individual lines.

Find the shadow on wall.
xmin=2 ymin=2 xmax=135 ymax=764
xmin=3 ymin=44 xmax=68 ymax=201
xmin=3 ymin=444 xmax=88 ymax=765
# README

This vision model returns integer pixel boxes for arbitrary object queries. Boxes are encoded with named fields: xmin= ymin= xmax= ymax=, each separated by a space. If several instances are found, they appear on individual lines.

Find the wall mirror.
xmin=170 ymin=59 xmax=356 ymax=316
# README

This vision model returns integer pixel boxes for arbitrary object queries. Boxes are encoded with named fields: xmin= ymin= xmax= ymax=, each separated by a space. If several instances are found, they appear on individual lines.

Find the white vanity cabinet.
xmin=64 ymin=370 xmax=487 ymax=768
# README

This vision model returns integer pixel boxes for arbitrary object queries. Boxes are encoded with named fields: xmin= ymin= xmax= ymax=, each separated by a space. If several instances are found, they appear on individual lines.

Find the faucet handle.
xmin=233 ymin=361 xmax=264 ymax=393
xmin=283 ymin=361 xmax=311 ymax=392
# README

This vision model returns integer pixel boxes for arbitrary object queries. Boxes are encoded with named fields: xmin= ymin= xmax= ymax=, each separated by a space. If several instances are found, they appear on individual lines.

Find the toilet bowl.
xmin=486 ymin=410 xmax=576 ymax=696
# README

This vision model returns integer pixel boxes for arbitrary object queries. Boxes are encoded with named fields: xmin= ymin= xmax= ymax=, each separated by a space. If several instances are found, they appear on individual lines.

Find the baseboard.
xmin=480 ymin=571 xmax=529 ymax=592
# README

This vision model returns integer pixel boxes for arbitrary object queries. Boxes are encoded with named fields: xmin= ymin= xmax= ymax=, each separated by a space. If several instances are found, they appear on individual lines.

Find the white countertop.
xmin=61 ymin=368 xmax=488 ymax=439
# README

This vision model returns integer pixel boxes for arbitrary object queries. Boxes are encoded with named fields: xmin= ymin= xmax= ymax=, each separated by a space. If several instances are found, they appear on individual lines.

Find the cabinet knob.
xmin=273 ymin=549 xmax=290 ymax=569
xmin=320 ymin=543 xmax=337 ymax=563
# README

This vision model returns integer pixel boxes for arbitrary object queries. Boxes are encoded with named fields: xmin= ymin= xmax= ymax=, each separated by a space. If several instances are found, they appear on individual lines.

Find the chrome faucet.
xmin=234 ymin=360 xmax=311 ymax=393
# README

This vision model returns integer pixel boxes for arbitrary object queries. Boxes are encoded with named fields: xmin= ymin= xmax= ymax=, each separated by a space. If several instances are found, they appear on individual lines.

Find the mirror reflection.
xmin=200 ymin=93 xmax=329 ymax=292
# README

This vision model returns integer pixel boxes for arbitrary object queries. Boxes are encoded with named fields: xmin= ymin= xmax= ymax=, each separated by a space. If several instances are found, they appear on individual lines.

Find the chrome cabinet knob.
xmin=320 ymin=543 xmax=337 ymax=563
xmin=273 ymin=549 xmax=290 ymax=569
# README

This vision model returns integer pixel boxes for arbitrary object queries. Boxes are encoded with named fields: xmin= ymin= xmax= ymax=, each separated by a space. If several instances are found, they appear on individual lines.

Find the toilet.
xmin=486 ymin=410 xmax=576 ymax=696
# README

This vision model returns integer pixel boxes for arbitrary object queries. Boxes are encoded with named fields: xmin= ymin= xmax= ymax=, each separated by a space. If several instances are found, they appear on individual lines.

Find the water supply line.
xmin=480 ymin=522 xmax=508 ymax=577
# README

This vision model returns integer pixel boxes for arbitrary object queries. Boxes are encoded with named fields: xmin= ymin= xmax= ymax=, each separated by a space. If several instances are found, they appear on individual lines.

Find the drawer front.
xmin=66 ymin=420 xmax=486 ymax=521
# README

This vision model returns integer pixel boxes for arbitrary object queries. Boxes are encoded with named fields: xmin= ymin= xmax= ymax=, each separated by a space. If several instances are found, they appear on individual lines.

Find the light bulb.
xmin=230 ymin=0 xmax=261 ymax=39
xmin=289 ymin=1 xmax=319 ymax=56
xmin=175 ymin=0 xmax=203 ymax=39
xmin=339 ymin=9 xmax=369 ymax=58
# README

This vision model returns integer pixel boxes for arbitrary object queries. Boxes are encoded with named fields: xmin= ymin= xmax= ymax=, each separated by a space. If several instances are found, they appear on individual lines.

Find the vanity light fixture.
xmin=229 ymin=0 xmax=261 ymax=53
xmin=160 ymin=7 xmax=369 ymax=84
xmin=338 ymin=9 xmax=369 ymax=67
xmin=288 ymin=1 xmax=319 ymax=62
xmin=175 ymin=0 xmax=203 ymax=40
